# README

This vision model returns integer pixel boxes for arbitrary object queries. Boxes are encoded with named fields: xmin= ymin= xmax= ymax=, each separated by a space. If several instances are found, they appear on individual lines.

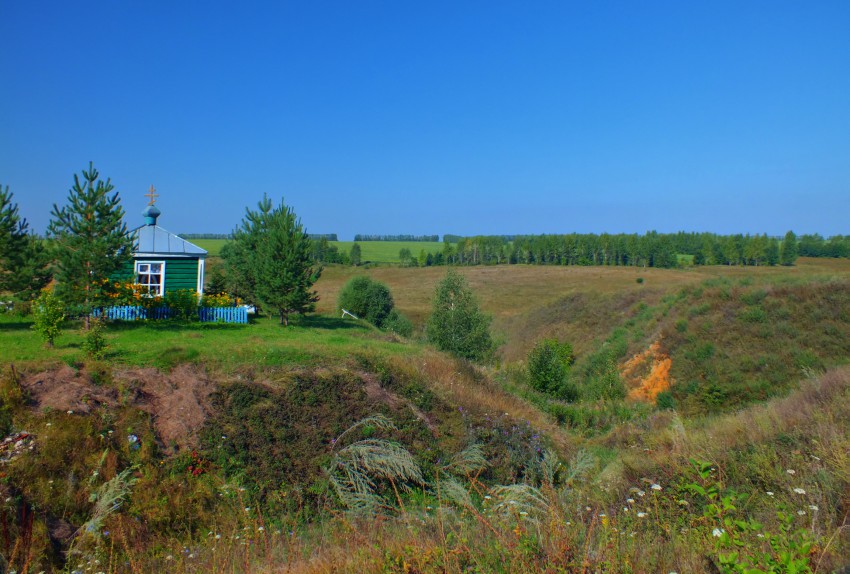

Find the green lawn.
xmin=191 ymin=239 xmax=445 ymax=263
xmin=1 ymin=313 xmax=420 ymax=371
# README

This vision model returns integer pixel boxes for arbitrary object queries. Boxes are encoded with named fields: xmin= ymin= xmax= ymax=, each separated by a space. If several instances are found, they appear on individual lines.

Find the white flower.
xmin=793 ymin=488 xmax=806 ymax=495
xmin=712 ymin=528 xmax=724 ymax=537
xmin=637 ymin=490 xmax=646 ymax=497
xmin=626 ymin=498 xmax=635 ymax=504
xmin=809 ymin=505 xmax=819 ymax=511
xmin=766 ymin=491 xmax=774 ymax=496
xmin=786 ymin=469 xmax=796 ymax=475
xmin=257 ymin=526 xmax=264 ymax=532
xmin=757 ymin=533 xmax=765 ymax=538
xmin=637 ymin=512 xmax=647 ymax=518
xmin=797 ymin=510 xmax=806 ymax=516
xmin=651 ymin=484 xmax=662 ymax=491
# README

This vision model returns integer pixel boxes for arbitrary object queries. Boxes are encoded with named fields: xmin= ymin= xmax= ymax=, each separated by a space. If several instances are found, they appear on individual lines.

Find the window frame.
xmin=135 ymin=260 xmax=166 ymax=296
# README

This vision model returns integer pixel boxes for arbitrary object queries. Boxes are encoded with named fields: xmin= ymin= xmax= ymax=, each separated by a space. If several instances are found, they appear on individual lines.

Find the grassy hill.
xmin=1 ymin=258 xmax=849 ymax=572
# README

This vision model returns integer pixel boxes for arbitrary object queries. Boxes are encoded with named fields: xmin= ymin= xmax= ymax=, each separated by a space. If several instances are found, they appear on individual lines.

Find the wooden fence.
xmin=97 ymin=305 xmax=248 ymax=324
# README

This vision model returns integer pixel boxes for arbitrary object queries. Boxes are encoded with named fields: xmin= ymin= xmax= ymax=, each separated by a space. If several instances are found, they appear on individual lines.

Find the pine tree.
xmin=780 ymin=230 xmax=798 ymax=266
xmin=47 ymin=163 xmax=133 ymax=326
xmin=426 ymin=269 xmax=493 ymax=362
xmin=225 ymin=195 xmax=321 ymax=326
xmin=0 ymin=185 xmax=50 ymax=298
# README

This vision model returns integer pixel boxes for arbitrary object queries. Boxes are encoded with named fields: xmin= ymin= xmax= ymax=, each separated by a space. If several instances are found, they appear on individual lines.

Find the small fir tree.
xmin=225 ymin=195 xmax=321 ymax=326
xmin=47 ymin=164 xmax=133 ymax=327
xmin=0 ymin=185 xmax=50 ymax=298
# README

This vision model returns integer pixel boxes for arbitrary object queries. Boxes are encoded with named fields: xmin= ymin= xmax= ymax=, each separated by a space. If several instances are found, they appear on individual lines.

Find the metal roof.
xmin=130 ymin=224 xmax=207 ymax=257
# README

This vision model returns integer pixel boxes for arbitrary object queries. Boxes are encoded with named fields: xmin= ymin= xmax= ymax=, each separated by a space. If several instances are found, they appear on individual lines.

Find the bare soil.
xmin=22 ymin=364 xmax=215 ymax=453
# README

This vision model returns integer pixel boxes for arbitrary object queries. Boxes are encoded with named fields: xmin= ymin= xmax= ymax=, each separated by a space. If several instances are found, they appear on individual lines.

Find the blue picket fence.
xmin=97 ymin=305 xmax=248 ymax=324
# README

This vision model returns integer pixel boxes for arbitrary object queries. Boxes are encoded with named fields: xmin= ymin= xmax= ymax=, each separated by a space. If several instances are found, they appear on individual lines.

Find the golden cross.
xmin=145 ymin=185 xmax=159 ymax=205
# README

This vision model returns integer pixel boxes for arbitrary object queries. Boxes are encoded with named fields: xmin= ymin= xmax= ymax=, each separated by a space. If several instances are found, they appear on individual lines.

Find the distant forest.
xmin=353 ymin=234 xmax=439 ymax=242
xmin=184 ymin=230 xmax=849 ymax=269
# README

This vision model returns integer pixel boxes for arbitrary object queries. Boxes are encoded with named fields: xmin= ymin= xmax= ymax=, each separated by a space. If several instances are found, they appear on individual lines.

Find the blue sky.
xmin=2 ymin=1 xmax=848 ymax=239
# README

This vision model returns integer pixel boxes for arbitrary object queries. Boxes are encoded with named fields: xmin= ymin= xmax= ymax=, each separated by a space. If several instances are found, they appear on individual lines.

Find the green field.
xmin=192 ymin=238 xmax=445 ymax=263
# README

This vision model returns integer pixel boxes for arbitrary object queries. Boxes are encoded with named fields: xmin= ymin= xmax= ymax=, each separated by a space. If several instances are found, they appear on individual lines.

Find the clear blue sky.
xmin=2 ymin=1 xmax=849 ymax=239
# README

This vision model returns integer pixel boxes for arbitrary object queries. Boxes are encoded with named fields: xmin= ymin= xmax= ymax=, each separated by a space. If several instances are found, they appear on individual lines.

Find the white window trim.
xmin=135 ymin=260 xmax=166 ymax=296
xmin=197 ymin=258 xmax=205 ymax=296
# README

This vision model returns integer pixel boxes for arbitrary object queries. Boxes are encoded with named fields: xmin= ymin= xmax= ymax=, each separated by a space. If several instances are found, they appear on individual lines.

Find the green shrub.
xmin=655 ymin=390 xmax=676 ymax=410
xmin=82 ymin=319 xmax=108 ymax=359
xmin=164 ymin=289 xmax=199 ymax=321
xmin=32 ymin=290 xmax=65 ymax=348
xmin=739 ymin=307 xmax=767 ymax=323
xmin=527 ymin=339 xmax=575 ymax=399
xmin=426 ymin=270 xmax=493 ymax=362
xmin=383 ymin=309 xmax=413 ymax=337
xmin=675 ymin=319 xmax=688 ymax=333
xmin=337 ymin=276 xmax=395 ymax=328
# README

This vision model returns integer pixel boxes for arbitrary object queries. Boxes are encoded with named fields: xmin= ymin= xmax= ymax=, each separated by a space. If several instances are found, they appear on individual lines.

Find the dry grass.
xmin=314 ymin=258 xmax=850 ymax=361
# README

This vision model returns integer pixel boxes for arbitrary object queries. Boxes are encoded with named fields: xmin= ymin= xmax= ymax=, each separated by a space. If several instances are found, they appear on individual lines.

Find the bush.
xmin=82 ymin=318 xmax=108 ymax=359
xmin=384 ymin=309 xmax=413 ymax=337
xmin=527 ymin=339 xmax=575 ymax=399
xmin=426 ymin=270 xmax=493 ymax=362
xmin=164 ymin=289 xmax=200 ymax=321
xmin=32 ymin=290 xmax=65 ymax=348
xmin=337 ymin=276 xmax=395 ymax=328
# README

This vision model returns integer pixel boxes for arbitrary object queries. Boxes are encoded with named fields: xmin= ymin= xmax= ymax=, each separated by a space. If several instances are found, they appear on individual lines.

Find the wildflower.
xmin=757 ymin=533 xmax=765 ymax=538
xmin=712 ymin=528 xmax=724 ymax=537
xmin=519 ymin=511 xmax=529 ymax=516
xmin=215 ymin=534 xmax=221 ymax=540
xmin=626 ymin=498 xmax=635 ymax=504
xmin=637 ymin=490 xmax=645 ymax=497
xmin=637 ymin=512 xmax=647 ymax=518
xmin=766 ymin=491 xmax=774 ymax=496
xmin=67 ymin=410 xmax=74 ymax=415
xmin=651 ymin=484 xmax=662 ymax=491
xmin=786 ymin=469 xmax=796 ymax=475
xmin=793 ymin=488 xmax=806 ymax=495
xmin=809 ymin=505 xmax=819 ymax=511
xmin=484 ymin=495 xmax=491 ymax=500
xmin=811 ymin=455 xmax=821 ymax=461
xmin=797 ymin=510 xmax=806 ymax=516
xmin=245 ymin=507 xmax=251 ymax=512
xmin=257 ymin=526 xmax=265 ymax=531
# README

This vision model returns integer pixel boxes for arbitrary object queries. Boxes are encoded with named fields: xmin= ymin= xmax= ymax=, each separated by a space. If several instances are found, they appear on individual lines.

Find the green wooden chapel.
xmin=124 ymin=189 xmax=207 ymax=296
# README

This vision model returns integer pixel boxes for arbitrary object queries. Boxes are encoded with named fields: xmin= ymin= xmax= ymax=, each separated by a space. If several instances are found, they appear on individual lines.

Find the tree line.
xmin=353 ymin=234 xmax=439 ymax=242
xmin=397 ymin=231 xmax=801 ymax=268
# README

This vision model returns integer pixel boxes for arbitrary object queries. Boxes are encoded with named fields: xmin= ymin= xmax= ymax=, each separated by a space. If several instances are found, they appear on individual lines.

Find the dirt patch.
xmin=22 ymin=364 xmax=215 ymax=454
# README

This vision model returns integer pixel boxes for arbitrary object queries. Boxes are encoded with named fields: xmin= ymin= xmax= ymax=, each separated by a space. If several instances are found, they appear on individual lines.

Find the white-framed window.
xmin=136 ymin=261 xmax=165 ymax=296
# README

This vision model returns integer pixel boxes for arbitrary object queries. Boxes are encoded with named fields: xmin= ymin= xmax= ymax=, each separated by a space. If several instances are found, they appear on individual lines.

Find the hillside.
xmin=0 ymin=259 xmax=848 ymax=572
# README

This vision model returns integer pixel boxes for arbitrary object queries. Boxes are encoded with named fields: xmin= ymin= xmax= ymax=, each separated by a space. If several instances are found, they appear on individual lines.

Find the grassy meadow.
xmin=2 ymin=257 xmax=850 ymax=572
